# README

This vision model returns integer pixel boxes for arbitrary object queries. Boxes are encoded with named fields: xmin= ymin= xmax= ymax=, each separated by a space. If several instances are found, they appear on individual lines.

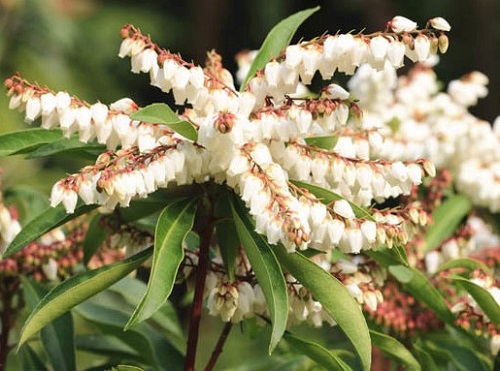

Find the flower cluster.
xmin=5 ymin=15 xmax=450 ymax=254
xmin=347 ymin=61 xmax=500 ymax=212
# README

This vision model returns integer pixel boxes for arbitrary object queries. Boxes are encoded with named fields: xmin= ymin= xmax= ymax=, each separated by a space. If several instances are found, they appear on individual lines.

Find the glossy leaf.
xmin=423 ymin=339 xmax=491 ymax=371
xmin=413 ymin=343 xmax=440 ymax=371
xmin=3 ymin=185 xmax=49 ymax=224
xmin=115 ymin=366 xmax=146 ymax=371
xmin=304 ymin=135 xmax=339 ymax=150
xmin=21 ymin=277 xmax=76 ymax=371
xmin=370 ymin=330 xmax=420 ymax=370
xmin=75 ymin=334 xmax=140 ymax=360
xmin=387 ymin=265 xmax=454 ymax=325
xmin=424 ymin=195 xmax=471 ymax=252
xmin=4 ymin=203 xmax=98 ymax=257
xmin=83 ymin=214 xmax=106 ymax=266
xmin=0 ymin=128 xmax=62 ymax=156
xmin=75 ymin=302 xmax=183 ymax=371
xmin=240 ymin=6 xmax=320 ymax=90
xmin=126 ymin=197 xmax=199 ymax=329
xmin=231 ymin=195 xmax=288 ymax=354
xmin=290 ymin=180 xmax=374 ymax=221
xmin=436 ymin=257 xmax=491 ymax=276
xmin=130 ymin=103 xmax=197 ymax=141
xmin=18 ymin=247 xmax=152 ymax=348
xmin=284 ymin=332 xmax=351 ymax=371
xmin=215 ymin=190 xmax=240 ymax=282
xmin=451 ymin=275 xmax=500 ymax=325
xmin=25 ymin=135 xmax=104 ymax=159
xmin=109 ymin=277 xmax=185 ymax=352
xmin=274 ymin=245 xmax=371 ymax=371
xmin=20 ymin=344 xmax=48 ymax=371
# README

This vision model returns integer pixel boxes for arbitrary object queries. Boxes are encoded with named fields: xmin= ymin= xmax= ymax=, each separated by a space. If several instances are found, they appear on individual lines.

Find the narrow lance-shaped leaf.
xmin=369 ymin=330 xmax=421 ymax=371
xmin=115 ymin=366 xmax=146 ymax=371
xmin=21 ymin=277 xmax=76 ymax=371
xmin=17 ymin=247 xmax=153 ymax=348
xmin=75 ymin=302 xmax=183 ymax=371
xmin=130 ymin=103 xmax=198 ymax=141
xmin=424 ymin=194 xmax=471 ymax=252
xmin=109 ymin=277 xmax=185 ymax=353
xmin=387 ymin=265 xmax=455 ymax=325
xmin=435 ymin=258 xmax=491 ymax=276
xmin=284 ymin=332 xmax=352 ymax=371
xmin=423 ymin=339 xmax=492 ymax=371
xmin=412 ymin=343 xmax=440 ymax=371
xmin=215 ymin=189 xmax=240 ymax=282
xmin=231 ymin=195 xmax=288 ymax=354
xmin=25 ymin=135 xmax=104 ymax=159
xmin=0 ymin=128 xmax=63 ymax=157
xmin=273 ymin=245 xmax=371 ymax=371
xmin=83 ymin=214 xmax=107 ymax=266
xmin=19 ymin=345 xmax=48 ymax=371
xmin=451 ymin=276 xmax=500 ymax=325
xmin=4 ymin=203 xmax=98 ymax=257
xmin=290 ymin=180 xmax=374 ymax=221
xmin=126 ymin=197 xmax=199 ymax=329
xmin=75 ymin=334 xmax=141 ymax=360
xmin=240 ymin=6 xmax=320 ymax=90
xmin=3 ymin=185 xmax=49 ymax=224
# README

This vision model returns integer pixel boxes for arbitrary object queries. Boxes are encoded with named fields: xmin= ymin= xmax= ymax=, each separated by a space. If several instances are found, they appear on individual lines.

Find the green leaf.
xmin=386 ymin=264 xmax=454 ymax=325
xmin=109 ymin=277 xmax=185 ymax=352
xmin=388 ymin=265 xmax=414 ymax=283
xmin=216 ymin=220 xmax=240 ymax=282
xmin=25 ymin=135 xmax=104 ymax=159
xmin=451 ymin=275 xmax=500 ymax=325
xmin=21 ymin=277 xmax=76 ymax=371
xmin=83 ymin=214 xmax=107 ymax=266
xmin=370 ymin=330 xmax=421 ymax=370
xmin=424 ymin=195 xmax=471 ymax=252
xmin=291 ymin=180 xmax=374 ymax=221
xmin=0 ymin=128 xmax=63 ymax=156
xmin=240 ymin=6 xmax=320 ymax=90
xmin=75 ymin=302 xmax=183 ymax=371
xmin=273 ymin=245 xmax=371 ymax=371
xmin=413 ymin=343 xmax=440 ymax=371
xmin=75 ymin=334 xmax=140 ymax=360
xmin=17 ymin=247 xmax=153 ymax=348
xmin=4 ymin=203 xmax=97 ymax=257
xmin=436 ymin=257 xmax=491 ymax=276
xmin=130 ymin=103 xmax=197 ymax=141
xmin=126 ymin=197 xmax=199 ymax=329
xmin=115 ymin=366 xmax=146 ymax=371
xmin=215 ymin=190 xmax=240 ymax=282
xmin=423 ymin=339 xmax=492 ymax=371
xmin=3 ymin=185 xmax=49 ymax=224
xmin=231 ymin=195 xmax=288 ymax=354
xmin=284 ymin=332 xmax=352 ymax=371
xmin=20 ymin=344 xmax=48 ymax=371
xmin=304 ymin=135 xmax=339 ymax=150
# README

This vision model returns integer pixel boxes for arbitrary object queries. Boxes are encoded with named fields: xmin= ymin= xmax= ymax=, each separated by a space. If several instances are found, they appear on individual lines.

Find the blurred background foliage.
xmin=0 ymin=0 xmax=499 ymax=189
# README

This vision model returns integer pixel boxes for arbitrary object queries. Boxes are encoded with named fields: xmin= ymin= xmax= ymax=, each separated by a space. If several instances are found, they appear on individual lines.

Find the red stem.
xmin=184 ymin=214 xmax=214 ymax=371
xmin=204 ymin=322 xmax=233 ymax=371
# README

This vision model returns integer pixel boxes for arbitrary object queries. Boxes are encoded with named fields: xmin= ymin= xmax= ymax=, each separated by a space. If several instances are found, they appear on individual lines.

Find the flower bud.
xmin=389 ymin=16 xmax=417 ymax=33
xmin=438 ymin=34 xmax=449 ymax=53
xmin=333 ymin=199 xmax=355 ymax=219
xmin=429 ymin=17 xmax=451 ymax=31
